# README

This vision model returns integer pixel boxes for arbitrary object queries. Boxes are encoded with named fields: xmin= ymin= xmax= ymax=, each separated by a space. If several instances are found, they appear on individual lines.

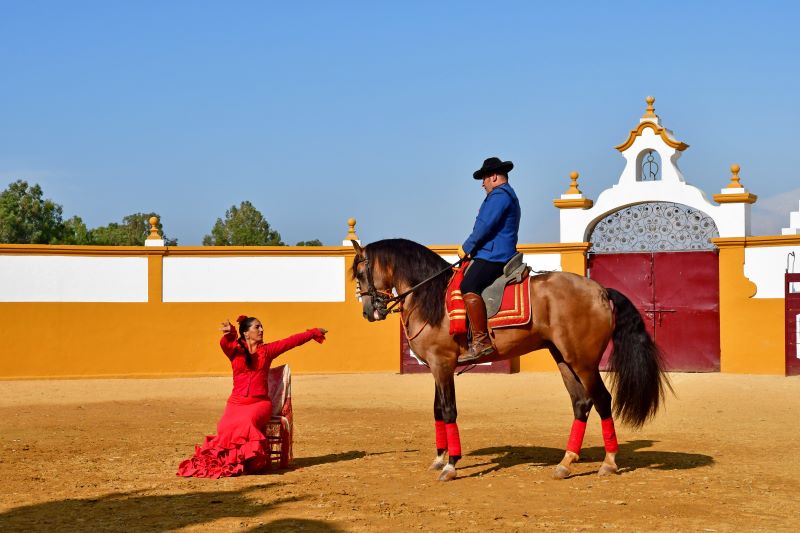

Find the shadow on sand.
xmin=0 ymin=484 xmax=343 ymax=532
xmin=463 ymin=439 xmax=714 ymax=477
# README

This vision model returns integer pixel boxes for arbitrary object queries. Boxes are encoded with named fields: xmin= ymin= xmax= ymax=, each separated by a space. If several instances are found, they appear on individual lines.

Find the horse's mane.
xmin=352 ymin=238 xmax=450 ymax=325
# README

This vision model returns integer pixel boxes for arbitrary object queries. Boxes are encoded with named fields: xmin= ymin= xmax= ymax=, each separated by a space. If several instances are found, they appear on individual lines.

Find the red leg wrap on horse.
xmin=445 ymin=423 xmax=461 ymax=457
xmin=566 ymin=419 xmax=587 ymax=454
xmin=601 ymin=417 xmax=619 ymax=453
xmin=435 ymin=420 xmax=447 ymax=450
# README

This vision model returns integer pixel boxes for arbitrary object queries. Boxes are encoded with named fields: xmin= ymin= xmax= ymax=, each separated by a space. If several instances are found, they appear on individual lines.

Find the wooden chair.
xmin=265 ymin=364 xmax=293 ymax=469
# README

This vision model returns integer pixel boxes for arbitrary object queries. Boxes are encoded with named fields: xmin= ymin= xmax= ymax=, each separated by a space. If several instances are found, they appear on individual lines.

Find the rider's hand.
xmin=457 ymin=246 xmax=468 ymax=259
xmin=220 ymin=320 xmax=233 ymax=334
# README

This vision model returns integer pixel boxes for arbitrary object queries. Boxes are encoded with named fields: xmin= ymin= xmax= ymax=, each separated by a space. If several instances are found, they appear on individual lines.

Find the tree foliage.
xmin=91 ymin=212 xmax=177 ymax=246
xmin=60 ymin=216 xmax=92 ymax=245
xmin=0 ymin=180 xmax=64 ymax=244
xmin=203 ymin=201 xmax=285 ymax=246
xmin=1 ymin=181 xmax=317 ymax=247
xmin=0 ymin=181 xmax=175 ymax=245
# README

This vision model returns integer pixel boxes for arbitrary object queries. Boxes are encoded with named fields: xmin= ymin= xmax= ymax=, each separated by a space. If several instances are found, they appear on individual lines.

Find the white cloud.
xmin=751 ymin=187 xmax=800 ymax=235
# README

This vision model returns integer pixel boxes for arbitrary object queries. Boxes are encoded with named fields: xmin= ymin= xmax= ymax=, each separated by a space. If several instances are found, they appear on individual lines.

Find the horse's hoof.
xmin=428 ymin=458 xmax=446 ymax=471
xmin=598 ymin=463 xmax=618 ymax=476
xmin=552 ymin=464 xmax=571 ymax=480
xmin=437 ymin=464 xmax=457 ymax=481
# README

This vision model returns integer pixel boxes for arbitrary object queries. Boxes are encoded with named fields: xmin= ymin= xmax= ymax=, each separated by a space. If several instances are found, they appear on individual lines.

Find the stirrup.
xmin=457 ymin=345 xmax=495 ymax=364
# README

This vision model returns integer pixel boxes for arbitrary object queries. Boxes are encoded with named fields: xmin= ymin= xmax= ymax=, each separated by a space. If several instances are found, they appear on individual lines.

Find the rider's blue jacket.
xmin=462 ymin=183 xmax=521 ymax=263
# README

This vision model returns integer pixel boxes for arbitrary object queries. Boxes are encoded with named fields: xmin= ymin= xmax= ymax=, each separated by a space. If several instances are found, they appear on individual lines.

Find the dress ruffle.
xmin=177 ymin=394 xmax=273 ymax=478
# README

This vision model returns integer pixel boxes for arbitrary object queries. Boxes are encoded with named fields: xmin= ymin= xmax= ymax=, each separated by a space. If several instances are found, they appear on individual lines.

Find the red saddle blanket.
xmin=446 ymin=260 xmax=532 ymax=335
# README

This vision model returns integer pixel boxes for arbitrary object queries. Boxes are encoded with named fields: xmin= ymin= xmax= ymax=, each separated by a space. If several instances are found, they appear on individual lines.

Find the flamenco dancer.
xmin=177 ymin=315 xmax=327 ymax=478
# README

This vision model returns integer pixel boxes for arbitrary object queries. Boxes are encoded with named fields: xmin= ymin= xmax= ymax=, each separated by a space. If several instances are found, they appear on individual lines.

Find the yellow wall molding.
xmin=553 ymin=198 xmax=594 ymax=209
xmin=0 ymin=244 xmax=166 ymax=256
xmin=164 ymin=246 xmax=355 ymax=257
xmin=713 ymin=192 xmax=758 ymax=204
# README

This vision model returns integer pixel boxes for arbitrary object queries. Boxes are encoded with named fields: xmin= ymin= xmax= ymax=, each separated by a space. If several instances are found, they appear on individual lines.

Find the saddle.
xmin=473 ymin=252 xmax=529 ymax=317
xmin=447 ymin=253 xmax=532 ymax=334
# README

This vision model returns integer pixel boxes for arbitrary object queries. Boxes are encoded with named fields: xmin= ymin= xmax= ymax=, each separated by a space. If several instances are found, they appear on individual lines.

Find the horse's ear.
xmin=350 ymin=240 xmax=363 ymax=253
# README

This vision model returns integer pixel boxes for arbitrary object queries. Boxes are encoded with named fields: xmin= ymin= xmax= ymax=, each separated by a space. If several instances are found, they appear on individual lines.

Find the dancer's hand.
xmin=220 ymin=320 xmax=233 ymax=334
xmin=312 ymin=327 xmax=328 ymax=343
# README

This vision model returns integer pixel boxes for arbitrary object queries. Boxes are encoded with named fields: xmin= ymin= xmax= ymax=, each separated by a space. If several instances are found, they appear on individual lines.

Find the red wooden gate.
xmin=400 ymin=323 xmax=514 ymax=374
xmin=786 ymin=273 xmax=800 ymax=376
xmin=588 ymin=251 xmax=720 ymax=372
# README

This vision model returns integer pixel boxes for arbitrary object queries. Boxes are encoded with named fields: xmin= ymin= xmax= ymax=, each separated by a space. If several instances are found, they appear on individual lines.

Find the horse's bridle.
xmin=356 ymin=250 xmax=401 ymax=320
xmin=355 ymin=248 xmax=465 ymax=321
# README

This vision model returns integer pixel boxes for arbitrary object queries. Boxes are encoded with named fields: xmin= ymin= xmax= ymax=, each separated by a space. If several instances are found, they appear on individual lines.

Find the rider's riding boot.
xmin=458 ymin=292 xmax=496 ymax=364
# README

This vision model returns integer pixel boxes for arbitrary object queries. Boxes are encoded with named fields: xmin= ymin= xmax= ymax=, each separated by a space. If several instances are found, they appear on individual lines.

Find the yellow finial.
xmin=642 ymin=95 xmax=657 ymax=119
xmin=725 ymin=163 xmax=743 ymax=189
xmin=146 ymin=216 xmax=161 ymax=240
xmin=564 ymin=171 xmax=583 ymax=195
xmin=345 ymin=217 xmax=359 ymax=241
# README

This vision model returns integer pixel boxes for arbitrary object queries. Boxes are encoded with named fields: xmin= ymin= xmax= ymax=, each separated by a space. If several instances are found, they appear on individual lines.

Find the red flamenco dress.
xmin=177 ymin=328 xmax=325 ymax=478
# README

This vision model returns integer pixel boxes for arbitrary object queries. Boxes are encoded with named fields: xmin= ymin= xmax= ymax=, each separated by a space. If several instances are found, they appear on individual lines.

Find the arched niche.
xmin=636 ymin=149 xmax=662 ymax=181
xmin=588 ymin=201 xmax=719 ymax=253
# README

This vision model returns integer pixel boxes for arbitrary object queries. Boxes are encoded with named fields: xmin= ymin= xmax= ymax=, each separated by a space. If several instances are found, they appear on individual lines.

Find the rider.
xmin=457 ymin=157 xmax=521 ymax=364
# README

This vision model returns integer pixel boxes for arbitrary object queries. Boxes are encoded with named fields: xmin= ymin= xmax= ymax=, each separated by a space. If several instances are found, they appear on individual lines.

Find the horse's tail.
xmin=605 ymin=288 xmax=672 ymax=428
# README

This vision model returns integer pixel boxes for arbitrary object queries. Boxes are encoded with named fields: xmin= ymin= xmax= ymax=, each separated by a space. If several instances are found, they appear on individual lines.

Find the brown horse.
xmin=351 ymin=238 xmax=670 ymax=481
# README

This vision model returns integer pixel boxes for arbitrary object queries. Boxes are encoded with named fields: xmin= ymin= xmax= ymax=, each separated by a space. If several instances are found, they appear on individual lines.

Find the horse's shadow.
xmin=0 ymin=484 xmax=340 ymax=532
xmin=463 ymin=439 xmax=714 ymax=477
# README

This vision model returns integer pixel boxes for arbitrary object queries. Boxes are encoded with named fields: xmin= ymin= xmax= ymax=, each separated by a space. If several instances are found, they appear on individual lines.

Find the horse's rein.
xmin=356 ymin=249 xmax=466 ymax=320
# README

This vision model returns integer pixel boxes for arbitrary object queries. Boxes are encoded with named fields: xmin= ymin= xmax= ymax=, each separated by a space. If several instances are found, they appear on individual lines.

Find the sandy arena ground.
xmin=1 ymin=372 xmax=799 ymax=532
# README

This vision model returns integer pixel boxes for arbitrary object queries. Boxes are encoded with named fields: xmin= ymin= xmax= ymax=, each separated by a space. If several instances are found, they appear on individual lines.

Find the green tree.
xmin=203 ymin=201 xmax=285 ymax=246
xmin=91 ymin=212 xmax=177 ymax=246
xmin=61 ymin=215 xmax=93 ymax=245
xmin=0 ymin=180 xmax=64 ymax=244
xmin=295 ymin=239 xmax=323 ymax=246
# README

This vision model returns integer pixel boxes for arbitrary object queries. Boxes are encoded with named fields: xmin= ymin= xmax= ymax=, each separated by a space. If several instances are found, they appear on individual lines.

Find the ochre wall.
xmin=3 ymin=237 xmax=792 ymax=378
xmin=0 ymin=245 xmax=398 ymax=379
xmin=714 ymin=237 xmax=788 ymax=374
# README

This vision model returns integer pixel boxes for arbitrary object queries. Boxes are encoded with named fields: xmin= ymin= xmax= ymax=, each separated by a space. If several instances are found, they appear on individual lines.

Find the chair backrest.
xmin=267 ymin=364 xmax=292 ymax=417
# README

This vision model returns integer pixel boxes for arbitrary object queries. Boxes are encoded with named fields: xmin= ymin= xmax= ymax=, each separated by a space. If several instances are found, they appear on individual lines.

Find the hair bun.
xmin=236 ymin=315 xmax=248 ymax=323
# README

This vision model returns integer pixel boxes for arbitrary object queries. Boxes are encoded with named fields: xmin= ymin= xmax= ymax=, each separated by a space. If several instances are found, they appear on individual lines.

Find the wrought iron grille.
xmin=589 ymin=202 xmax=719 ymax=253
xmin=641 ymin=150 xmax=660 ymax=181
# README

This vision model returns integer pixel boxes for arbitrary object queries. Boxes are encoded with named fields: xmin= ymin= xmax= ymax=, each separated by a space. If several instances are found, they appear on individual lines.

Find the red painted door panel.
xmin=588 ymin=251 xmax=720 ymax=372
xmin=588 ymin=253 xmax=655 ymax=369
xmin=786 ymin=273 xmax=800 ymax=376
xmin=653 ymin=252 xmax=719 ymax=371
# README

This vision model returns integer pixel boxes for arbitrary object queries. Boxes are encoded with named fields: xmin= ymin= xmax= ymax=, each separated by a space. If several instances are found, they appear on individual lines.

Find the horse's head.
xmin=350 ymin=240 xmax=395 ymax=322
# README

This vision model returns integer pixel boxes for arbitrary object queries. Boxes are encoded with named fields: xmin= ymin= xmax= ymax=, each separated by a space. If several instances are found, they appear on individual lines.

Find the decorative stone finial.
xmin=553 ymin=171 xmax=593 ymax=209
xmin=344 ymin=217 xmax=359 ymax=241
xmin=146 ymin=216 xmax=161 ymax=240
xmin=725 ymin=164 xmax=742 ymax=189
xmin=713 ymin=163 xmax=757 ymax=204
xmin=564 ymin=171 xmax=582 ymax=195
xmin=642 ymin=95 xmax=657 ymax=119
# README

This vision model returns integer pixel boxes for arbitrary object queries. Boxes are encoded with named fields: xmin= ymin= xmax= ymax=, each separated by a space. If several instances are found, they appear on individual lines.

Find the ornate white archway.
xmin=553 ymin=97 xmax=757 ymax=244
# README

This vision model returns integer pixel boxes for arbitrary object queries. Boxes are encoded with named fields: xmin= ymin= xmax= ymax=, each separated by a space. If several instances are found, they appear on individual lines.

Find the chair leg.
xmin=280 ymin=424 xmax=292 ymax=469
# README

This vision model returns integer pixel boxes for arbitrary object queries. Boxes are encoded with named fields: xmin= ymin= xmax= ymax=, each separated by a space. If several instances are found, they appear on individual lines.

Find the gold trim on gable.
xmin=614 ymin=121 xmax=689 ymax=152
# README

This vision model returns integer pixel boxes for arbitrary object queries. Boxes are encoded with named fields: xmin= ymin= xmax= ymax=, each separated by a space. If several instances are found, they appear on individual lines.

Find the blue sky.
xmin=2 ymin=1 xmax=799 ymax=245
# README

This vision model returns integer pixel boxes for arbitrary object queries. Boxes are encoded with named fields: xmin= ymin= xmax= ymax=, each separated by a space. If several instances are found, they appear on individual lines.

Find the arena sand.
xmin=1 ymin=372 xmax=798 ymax=532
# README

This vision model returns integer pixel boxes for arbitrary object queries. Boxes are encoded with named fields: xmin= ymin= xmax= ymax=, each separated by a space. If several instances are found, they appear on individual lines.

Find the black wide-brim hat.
xmin=473 ymin=157 xmax=514 ymax=179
